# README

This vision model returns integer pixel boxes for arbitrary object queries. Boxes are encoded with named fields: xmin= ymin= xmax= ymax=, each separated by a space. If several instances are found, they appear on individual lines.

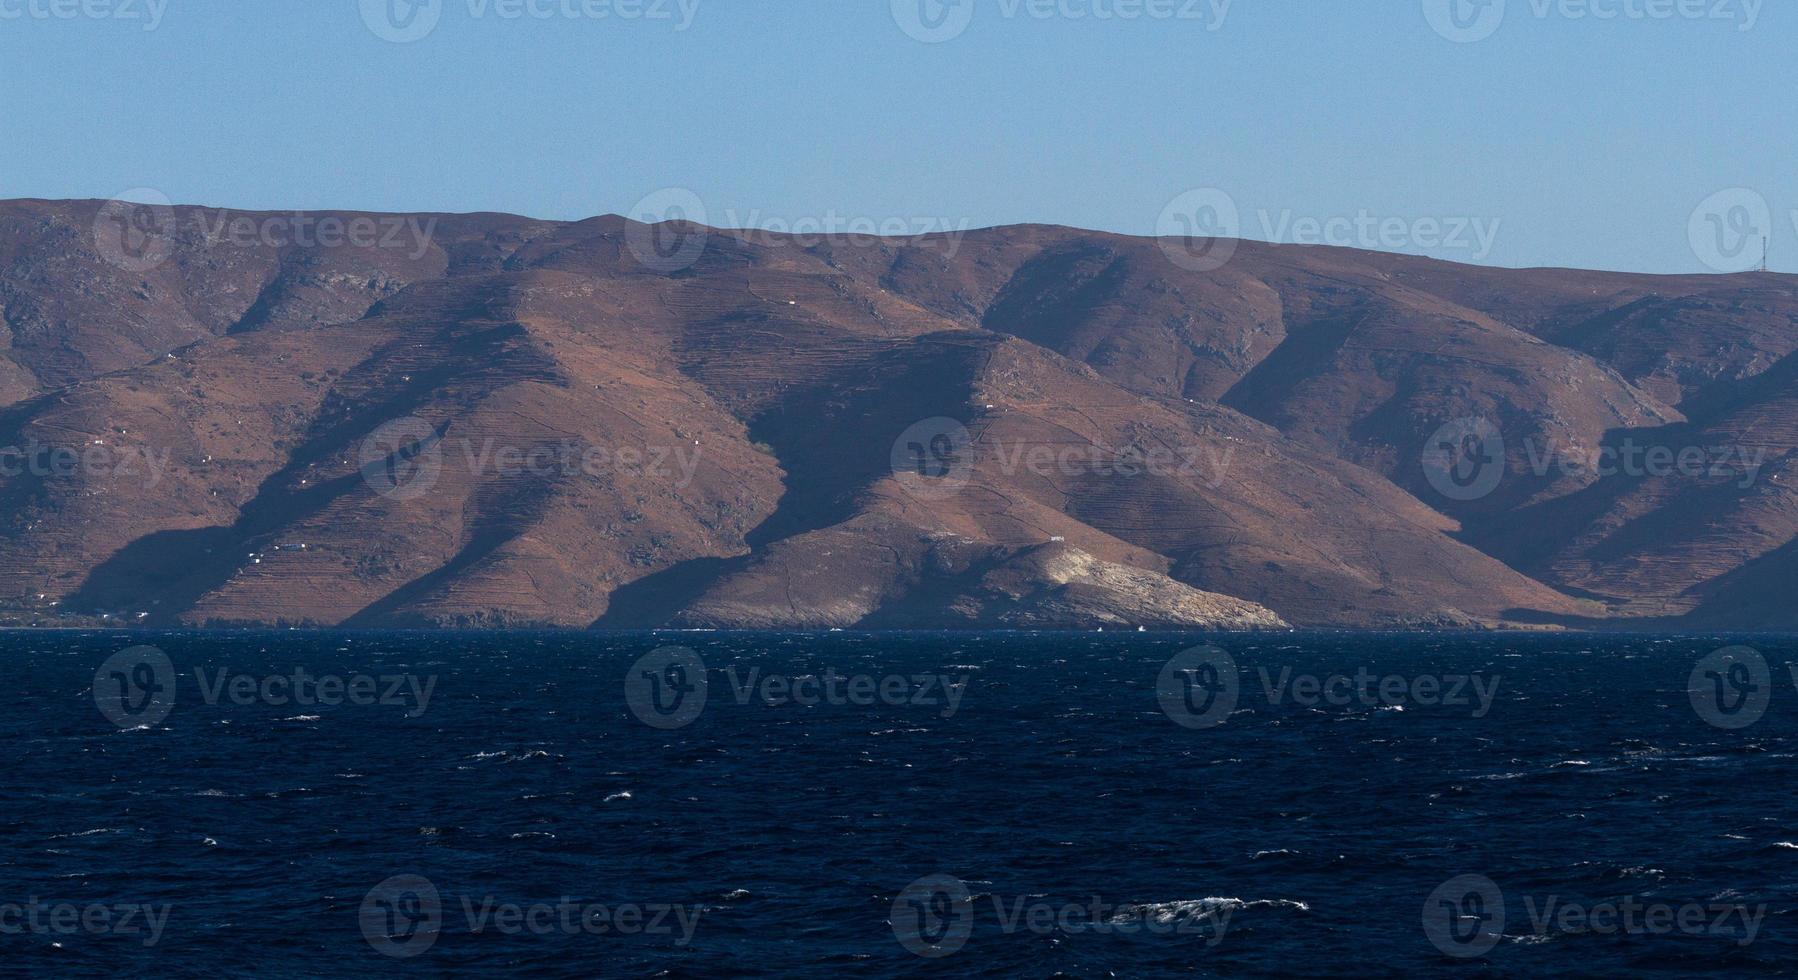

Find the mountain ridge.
xmin=2 ymin=198 xmax=1793 ymax=630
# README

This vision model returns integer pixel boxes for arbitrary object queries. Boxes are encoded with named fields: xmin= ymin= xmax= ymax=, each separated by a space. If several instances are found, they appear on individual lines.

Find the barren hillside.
xmin=2 ymin=199 xmax=1793 ymax=629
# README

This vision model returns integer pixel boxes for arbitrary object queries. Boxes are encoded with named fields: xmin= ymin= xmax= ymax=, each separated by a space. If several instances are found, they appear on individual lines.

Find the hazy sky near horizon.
xmin=2 ymin=0 xmax=1792 ymax=274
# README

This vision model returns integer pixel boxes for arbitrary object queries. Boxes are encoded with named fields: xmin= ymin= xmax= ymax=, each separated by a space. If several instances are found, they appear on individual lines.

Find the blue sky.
xmin=2 ymin=0 xmax=1791 ymax=273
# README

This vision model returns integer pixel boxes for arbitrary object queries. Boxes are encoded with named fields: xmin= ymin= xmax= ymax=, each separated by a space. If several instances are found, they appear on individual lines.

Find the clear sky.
xmin=2 ymin=0 xmax=1792 ymax=273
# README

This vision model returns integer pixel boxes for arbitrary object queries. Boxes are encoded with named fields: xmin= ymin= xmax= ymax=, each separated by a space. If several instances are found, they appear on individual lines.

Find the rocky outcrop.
xmin=945 ymin=543 xmax=1288 ymax=630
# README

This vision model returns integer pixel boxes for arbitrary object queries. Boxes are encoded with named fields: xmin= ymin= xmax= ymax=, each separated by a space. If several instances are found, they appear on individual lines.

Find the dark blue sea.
xmin=3 ymin=631 xmax=1795 ymax=977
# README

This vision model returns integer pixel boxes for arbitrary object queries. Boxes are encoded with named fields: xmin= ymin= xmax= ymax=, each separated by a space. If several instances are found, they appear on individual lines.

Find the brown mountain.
xmin=1 ymin=198 xmax=1793 ymax=630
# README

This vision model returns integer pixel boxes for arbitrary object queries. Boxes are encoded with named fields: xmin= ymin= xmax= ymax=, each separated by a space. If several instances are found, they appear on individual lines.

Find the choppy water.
xmin=2 ymin=631 xmax=1795 ymax=977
